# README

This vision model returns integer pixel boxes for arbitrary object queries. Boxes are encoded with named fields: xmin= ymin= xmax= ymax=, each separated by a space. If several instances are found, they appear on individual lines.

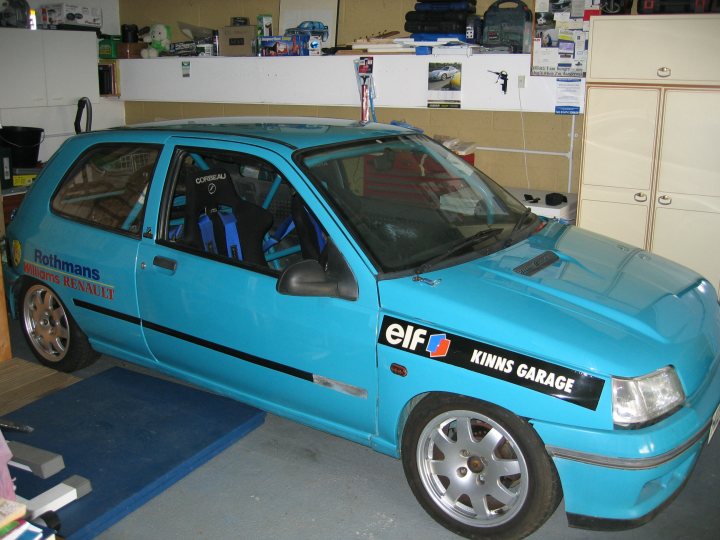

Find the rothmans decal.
xmin=379 ymin=315 xmax=605 ymax=410
xmin=24 ymin=249 xmax=115 ymax=300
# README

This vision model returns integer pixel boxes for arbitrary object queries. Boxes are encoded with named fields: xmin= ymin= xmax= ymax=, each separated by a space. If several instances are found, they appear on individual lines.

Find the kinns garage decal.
xmin=24 ymin=249 xmax=115 ymax=300
xmin=379 ymin=316 xmax=604 ymax=410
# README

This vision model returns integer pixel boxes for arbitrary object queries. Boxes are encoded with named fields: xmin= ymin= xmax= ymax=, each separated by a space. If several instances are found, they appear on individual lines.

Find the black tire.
xmin=401 ymin=393 xmax=561 ymax=539
xmin=20 ymin=281 xmax=99 ymax=372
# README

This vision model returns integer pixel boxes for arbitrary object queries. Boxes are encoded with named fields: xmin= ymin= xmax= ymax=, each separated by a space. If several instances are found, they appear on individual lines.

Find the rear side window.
xmin=51 ymin=144 xmax=160 ymax=236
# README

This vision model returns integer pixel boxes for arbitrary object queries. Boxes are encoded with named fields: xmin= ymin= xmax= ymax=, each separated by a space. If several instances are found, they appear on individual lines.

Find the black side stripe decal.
xmin=74 ymin=299 xmax=140 ymax=325
xmin=73 ymin=300 xmax=313 ymax=382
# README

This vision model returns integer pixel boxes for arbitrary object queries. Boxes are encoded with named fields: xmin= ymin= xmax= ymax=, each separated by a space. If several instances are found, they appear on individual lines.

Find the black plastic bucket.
xmin=0 ymin=126 xmax=44 ymax=168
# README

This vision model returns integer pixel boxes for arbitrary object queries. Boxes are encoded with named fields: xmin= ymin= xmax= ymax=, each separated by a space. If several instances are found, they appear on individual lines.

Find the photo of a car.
xmin=3 ymin=117 xmax=719 ymax=539
xmin=429 ymin=65 xmax=459 ymax=81
xmin=284 ymin=20 xmax=329 ymax=41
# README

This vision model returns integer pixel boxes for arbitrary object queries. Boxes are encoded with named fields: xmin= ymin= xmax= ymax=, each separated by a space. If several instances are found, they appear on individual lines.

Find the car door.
xmin=40 ymin=141 xmax=162 ymax=362
xmin=134 ymin=138 xmax=379 ymax=438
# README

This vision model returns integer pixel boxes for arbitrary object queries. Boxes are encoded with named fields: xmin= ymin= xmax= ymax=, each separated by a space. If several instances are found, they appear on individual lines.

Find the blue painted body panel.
xmin=4 ymin=118 xmax=720 ymax=525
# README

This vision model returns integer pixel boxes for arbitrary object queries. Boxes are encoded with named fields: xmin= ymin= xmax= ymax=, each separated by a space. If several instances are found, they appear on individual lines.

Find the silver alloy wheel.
xmin=416 ymin=409 xmax=529 ymax=528
xmin=22 ymin=284 xmax=70 ymax=363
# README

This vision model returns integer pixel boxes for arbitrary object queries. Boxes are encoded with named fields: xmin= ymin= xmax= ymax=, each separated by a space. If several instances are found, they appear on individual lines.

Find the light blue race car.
xmin=3 ymin=118 xmax=719 ymax=539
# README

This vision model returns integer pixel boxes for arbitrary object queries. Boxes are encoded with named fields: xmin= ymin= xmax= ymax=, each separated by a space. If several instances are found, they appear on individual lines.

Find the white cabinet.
xmin=587 ymin=15 xmax=720 ymax=85
xmin=579 ymin=86 xmax=658 ymax=248
xmin=578 ymin=15 xmax=720 ymax=294
xmin=0 ymin=28 xmax=99 ymax=108
xmin=652 ymin=89 xmax=720 ymax=287
xmin=0 ymin=29 xmax=46 ymax=108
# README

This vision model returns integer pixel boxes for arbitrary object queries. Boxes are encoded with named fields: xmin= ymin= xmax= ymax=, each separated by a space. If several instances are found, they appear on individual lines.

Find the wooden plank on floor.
xmin=1 ymin=256 xmax=12 ymax=361
xmin=0 ymin=357 xmax=79 ymax=416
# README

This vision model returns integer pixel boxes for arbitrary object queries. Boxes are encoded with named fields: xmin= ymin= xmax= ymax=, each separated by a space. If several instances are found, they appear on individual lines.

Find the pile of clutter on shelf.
xmin=348 ymin=0 xmax=533 ymax=55
xmin=404 ymin=0 xmax=478 ymax=38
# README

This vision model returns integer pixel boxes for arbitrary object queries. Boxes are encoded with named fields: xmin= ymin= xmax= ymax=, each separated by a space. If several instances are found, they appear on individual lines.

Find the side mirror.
xmin=277 ymin=241 xmax=358 ymax=301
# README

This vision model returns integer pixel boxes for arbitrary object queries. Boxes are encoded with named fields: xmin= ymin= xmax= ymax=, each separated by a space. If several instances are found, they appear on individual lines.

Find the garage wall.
xmin=118 ymin=0 xmax=581 ymax=194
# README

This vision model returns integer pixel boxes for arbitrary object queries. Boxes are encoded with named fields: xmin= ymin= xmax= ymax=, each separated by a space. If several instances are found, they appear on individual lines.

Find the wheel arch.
xmin=8 ymin=273 xmax=31 ymax=319
xmin=394 ymin=391 xmax=545 ymax=458
xmin=398 ymin=391 xmax=565 ymax=538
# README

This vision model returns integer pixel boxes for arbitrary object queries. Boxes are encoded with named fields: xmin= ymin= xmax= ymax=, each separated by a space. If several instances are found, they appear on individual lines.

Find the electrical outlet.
xmin=518 ymin=75 xmax=526 ymax=89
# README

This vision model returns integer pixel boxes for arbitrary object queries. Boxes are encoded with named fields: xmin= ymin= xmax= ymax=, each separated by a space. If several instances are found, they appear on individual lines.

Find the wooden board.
xmin=0 ymin=358 xmax=79 ymax=415
xmin=0 ymin=252 xmax=11 ymax=362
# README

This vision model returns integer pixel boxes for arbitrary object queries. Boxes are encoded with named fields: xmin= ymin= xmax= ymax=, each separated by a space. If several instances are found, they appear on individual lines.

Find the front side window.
xmin=162 ymin=147 xmax=326 ymax=273
xmin=298 ymin=135 xmax=531 ymax=274
xmin=51 ymin=144 xmax=160 ymax=236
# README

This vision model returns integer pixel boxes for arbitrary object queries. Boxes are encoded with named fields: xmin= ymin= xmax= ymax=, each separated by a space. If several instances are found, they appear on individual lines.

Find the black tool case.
xmin=481 ymin=0 xmax=532 ymax=53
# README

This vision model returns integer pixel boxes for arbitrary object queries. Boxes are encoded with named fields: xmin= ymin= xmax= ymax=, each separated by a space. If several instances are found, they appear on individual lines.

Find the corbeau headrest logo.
xmin=195 ymin=172 xmax=227 ymax=184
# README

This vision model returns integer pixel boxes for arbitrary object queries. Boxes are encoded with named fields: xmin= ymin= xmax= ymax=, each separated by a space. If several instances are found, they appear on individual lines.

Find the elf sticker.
xmin=379 ymin=315 xmax=605 ymax=410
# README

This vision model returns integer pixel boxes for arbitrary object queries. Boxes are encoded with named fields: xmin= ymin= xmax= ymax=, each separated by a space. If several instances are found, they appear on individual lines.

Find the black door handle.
xmin=153 ymin=256 xmax=177 ymax=272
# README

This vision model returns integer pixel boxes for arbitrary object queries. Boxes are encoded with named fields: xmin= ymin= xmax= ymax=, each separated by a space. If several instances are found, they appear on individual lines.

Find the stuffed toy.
xmin=141 ymin=23 xmax=171 ymax=58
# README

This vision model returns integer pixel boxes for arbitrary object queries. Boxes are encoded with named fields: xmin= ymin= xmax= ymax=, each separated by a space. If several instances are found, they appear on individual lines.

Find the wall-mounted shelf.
xmin=118 ymin=54 xmax=582 ymax=113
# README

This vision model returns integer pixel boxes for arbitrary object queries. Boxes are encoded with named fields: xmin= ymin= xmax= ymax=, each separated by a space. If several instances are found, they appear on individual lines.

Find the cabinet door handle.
xmin=658 ymin=195 xmax=672 ymax=205
xmin=634 ymin=192 xmax=648 ymax=203
xmin=657 ymin=67 xmax=671 ymax=78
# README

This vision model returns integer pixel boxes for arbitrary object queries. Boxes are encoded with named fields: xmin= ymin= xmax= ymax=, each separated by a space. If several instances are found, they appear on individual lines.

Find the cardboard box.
xmin=11 ymin=169 xmax=39 ymax=188
xmin=39 ymin=4 xmax=102 ymax=29
xmin=118 ymin=42 xmax=146 ymax=59
xmin=259 ymin=35 xmax=309 ymax=57
xmin=218 ymin=26 xmax=255 ymax=57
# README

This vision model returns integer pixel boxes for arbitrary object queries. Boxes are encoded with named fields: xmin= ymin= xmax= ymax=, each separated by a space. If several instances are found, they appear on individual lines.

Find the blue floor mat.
xmin=4 ymin=367 xmax=265 ymax=540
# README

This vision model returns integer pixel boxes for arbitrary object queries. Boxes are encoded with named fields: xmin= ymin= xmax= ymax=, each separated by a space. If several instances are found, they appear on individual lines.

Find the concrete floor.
xmin=6 ymin=318 xmax=720 ymax=540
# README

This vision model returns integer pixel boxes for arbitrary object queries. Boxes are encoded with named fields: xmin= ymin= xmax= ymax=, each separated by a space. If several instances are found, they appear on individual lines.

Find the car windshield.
xmin=297 ymin=134 xmax=534 ymax=275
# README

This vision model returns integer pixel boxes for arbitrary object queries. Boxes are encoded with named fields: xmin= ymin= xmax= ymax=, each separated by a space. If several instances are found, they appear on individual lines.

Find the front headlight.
xmin=612 ymin=366 xmax=685 ymax=428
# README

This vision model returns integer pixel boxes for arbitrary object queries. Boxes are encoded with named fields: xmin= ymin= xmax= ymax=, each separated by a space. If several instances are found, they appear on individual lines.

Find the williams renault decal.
xmin=24 ymin=249 xmax=115 ymax=300
xmin=379 ymin=315 xmax=605 ymax=410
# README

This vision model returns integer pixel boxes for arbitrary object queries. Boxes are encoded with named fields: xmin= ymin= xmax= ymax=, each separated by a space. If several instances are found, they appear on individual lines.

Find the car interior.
xmin=165 ymin=148 xmax=326 ymax=273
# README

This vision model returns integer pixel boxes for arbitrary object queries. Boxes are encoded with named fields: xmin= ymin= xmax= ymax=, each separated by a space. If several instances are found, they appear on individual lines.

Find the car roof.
xmin=116 ymin=117 xmax=413 ymax=150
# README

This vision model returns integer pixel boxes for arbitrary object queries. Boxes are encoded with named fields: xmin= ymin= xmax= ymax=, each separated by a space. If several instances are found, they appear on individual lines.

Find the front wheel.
xmin=21 ymin=281 xmax=99 ymax=372
xmin=401 ymin=394 xmax=561 ymax=539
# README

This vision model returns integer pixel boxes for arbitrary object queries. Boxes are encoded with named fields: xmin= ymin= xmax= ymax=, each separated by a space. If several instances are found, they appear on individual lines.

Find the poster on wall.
xmin=279 ymin=0 xmax=339 ymax=47
xmin=427 ymin=62 xmax=462 ymax=109
xmin=531 ymin=0 xmax=599 ymax=78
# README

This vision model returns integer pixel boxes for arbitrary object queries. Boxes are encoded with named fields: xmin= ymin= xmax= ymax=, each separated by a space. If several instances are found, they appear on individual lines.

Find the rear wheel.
xmin=20 ymin=281 xmax=98 ymax=372
xmin=402 ymin=394 xmax=561 ymax=539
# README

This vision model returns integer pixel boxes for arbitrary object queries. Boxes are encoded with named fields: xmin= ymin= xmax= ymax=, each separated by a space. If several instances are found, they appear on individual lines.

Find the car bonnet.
xmin=378 ymin=222 xmax=720 ymax=397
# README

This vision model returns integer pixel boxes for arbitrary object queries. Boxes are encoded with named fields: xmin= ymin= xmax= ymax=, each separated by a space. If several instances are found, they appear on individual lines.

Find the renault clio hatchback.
xmin=3 ymin=118 xmax=719 ymax=539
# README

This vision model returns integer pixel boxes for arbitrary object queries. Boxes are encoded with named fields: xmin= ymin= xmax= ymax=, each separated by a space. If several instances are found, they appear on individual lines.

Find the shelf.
xmin=118 ymin=54 xmax=580 ymax=113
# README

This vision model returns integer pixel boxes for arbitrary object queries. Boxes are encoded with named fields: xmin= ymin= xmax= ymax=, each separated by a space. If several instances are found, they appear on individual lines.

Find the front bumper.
xmin=533 ymin=354 xmax=720 ymax=529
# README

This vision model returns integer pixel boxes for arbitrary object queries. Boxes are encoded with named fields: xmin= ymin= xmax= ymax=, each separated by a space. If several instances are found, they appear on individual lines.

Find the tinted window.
xmin=52 ymin=144 xmax=160 ymax=236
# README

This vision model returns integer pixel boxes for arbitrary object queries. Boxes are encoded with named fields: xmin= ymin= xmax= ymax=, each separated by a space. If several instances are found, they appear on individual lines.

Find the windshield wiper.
xmin=510 ymin=207 xmax=533 ymax=237
xmin=415 ymin=227 xmax=503 ymax=275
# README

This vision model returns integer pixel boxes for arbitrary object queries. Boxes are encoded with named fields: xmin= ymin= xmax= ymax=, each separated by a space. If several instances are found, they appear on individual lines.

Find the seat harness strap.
xmin=219 ymin=212 xmax=243 ymax=260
